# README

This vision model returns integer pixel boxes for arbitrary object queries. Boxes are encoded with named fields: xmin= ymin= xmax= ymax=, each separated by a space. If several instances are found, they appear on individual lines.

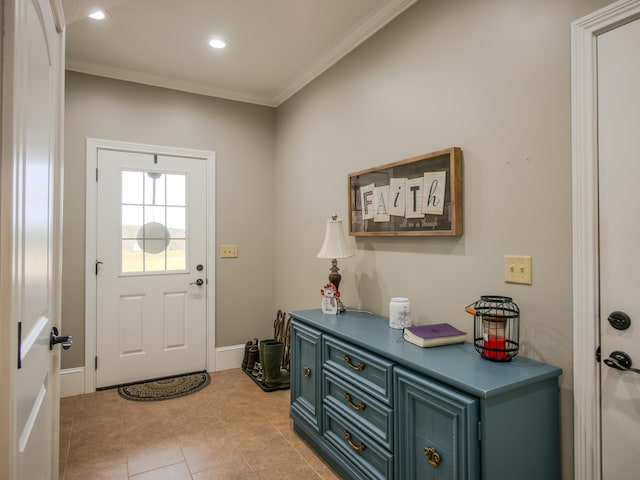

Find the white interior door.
xmin=95 ymin=149 xmax=208 ymax=388
xmin=0 ymin=0 xmax=64 ymax=479
xmin=598 ymin=17 xmax=640 ymax=480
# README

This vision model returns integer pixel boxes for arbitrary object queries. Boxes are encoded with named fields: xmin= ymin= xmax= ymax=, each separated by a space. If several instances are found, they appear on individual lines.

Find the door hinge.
xmin=95 ymin=260 xmax=103 ymax=275
xmin=95 ymin=356 xmax=98 ymax=370
xmin=96 ymin=167 xmax=99 ymax=182
xmin=596 ymin=345 xmax=601 ymax=363
xmin=478 ymin=421 xmax=482 ymax=442
xmin=17 ymin=321 xmax=22 ymax=369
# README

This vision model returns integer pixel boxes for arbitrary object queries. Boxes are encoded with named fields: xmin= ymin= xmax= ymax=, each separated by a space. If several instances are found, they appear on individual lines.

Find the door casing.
xmin=84 ymin=138 xmax=216 ymax=393
xmin=571 ymin=1 xmax=640 ymax=479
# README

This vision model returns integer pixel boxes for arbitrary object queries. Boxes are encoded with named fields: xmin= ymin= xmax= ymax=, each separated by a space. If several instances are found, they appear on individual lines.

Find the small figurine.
xmin=320 ymin=282 xmax=340 ymax=315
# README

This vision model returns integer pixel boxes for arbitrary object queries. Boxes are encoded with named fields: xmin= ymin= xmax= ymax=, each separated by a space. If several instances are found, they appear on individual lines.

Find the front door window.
xmin=121 ymin=170 xmax=187 ymax=273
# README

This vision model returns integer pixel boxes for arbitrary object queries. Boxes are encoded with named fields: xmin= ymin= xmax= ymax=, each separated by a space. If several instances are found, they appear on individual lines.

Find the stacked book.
xmin=403 ymin=323 xmax=466 ymax=348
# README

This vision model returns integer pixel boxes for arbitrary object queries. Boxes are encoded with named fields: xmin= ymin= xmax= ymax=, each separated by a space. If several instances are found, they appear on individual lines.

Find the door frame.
xmin=84 ymin=138 xmax=216 ymax=393
xmin=571 ymin=1 xmax=640 ymax=479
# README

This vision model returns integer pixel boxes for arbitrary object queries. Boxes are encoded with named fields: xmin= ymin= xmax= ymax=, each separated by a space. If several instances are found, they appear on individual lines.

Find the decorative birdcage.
xmin=466 ymin=296 xmax=520 ymax=362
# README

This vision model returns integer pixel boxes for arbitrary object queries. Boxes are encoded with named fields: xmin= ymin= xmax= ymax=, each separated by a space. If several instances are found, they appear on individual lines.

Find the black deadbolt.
xmin=608 ymin=311 xmax=631 ymax=330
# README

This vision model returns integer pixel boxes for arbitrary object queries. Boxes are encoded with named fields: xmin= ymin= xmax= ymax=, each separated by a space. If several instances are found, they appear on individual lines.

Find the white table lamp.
xmin=317 ymin=214 xmax=354 ymax=313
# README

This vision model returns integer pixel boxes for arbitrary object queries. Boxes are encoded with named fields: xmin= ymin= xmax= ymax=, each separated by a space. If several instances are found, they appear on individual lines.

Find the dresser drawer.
xmin=324 ymin=405 xmax=393 ymax=480
xmin=323 ymin=336 xmax=394 ymax=405
xmin=323 ymin=369 xmax=393 ymax=451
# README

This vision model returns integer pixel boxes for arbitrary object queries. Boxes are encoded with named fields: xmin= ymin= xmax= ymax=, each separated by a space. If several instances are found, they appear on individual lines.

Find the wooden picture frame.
xmin=348 ymin=147 xmax=462 ymax=236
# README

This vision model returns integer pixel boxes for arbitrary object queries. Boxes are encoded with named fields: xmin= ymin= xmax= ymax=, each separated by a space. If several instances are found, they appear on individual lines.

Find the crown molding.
xmin=65 ymin=59 xmax=277 ymax=106
xmin=272 ymin=0 xmax=417 ymax=106
xmin=66 ymin=0 xmax=417 ymax=107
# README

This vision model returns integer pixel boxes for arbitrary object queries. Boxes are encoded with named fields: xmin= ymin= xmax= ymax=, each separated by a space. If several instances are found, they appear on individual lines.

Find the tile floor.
xmin=59 ymin=369 xmax=339 ymax=480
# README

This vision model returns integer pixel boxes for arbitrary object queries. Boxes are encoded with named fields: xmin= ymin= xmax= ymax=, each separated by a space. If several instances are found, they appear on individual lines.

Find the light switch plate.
xmin=504 ymin=255 xmax=532 ymax=284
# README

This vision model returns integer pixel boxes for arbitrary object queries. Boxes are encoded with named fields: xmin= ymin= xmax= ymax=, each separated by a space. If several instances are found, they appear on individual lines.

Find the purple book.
xmin=403 ymin=323 xmax=466 ymax=347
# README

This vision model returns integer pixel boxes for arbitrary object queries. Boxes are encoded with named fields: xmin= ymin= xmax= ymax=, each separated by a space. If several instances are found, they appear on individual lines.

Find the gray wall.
xmin=63 ymin=72 xmax=277 ymax=368
xmin=273 ymin=0 xmax=613 ymax=479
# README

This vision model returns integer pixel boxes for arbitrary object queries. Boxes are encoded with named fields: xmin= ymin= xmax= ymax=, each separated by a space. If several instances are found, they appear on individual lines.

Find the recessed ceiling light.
xmin=208 ymin=37 xmax=227 ymax=49
xmin=88 ymin=10 xmax=109 ymax=20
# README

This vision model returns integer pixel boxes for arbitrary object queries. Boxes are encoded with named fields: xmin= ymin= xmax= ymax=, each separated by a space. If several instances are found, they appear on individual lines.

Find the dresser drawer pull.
xmin=344 ymin=431 xmax=366 ymax=452
xmin=343 ymin=355 xmax=365 ymax=371
xmin=303 ymin=366 xmax=311 ymax=378
xmin=424 ymin=447 xmax=441 ymax=467
xmin=344 ymin=393 xmax=366 ymax=411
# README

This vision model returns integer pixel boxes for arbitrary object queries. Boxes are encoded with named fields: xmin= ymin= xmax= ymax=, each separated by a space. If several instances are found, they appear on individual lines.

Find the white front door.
xmin=95 ymin=148 xmax=208 ymax=388
xmin=0 ymin=0 xmax=65 ymax=478
xmin=597 ymin=15 xmax=640 ymax=480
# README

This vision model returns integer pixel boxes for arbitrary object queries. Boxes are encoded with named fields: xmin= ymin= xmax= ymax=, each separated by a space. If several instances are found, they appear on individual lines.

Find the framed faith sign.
xmin=348 ymin=147 xmax=462 ymax=237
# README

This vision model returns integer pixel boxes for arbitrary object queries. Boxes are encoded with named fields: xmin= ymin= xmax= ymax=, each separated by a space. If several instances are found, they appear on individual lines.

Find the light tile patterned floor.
xmin=59 ymin=369 xmax=340 ymax=480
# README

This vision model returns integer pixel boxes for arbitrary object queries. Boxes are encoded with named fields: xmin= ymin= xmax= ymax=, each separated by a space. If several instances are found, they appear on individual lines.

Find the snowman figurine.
xmin=320 ymin=282 xmax=340 ymax=315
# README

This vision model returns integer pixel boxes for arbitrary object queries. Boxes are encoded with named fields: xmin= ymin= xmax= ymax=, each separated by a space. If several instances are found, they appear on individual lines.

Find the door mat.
xmin=117 ymin=371 xmax=210 ymax=401
xmin=243 ymin=368 xmax=290 ymax=392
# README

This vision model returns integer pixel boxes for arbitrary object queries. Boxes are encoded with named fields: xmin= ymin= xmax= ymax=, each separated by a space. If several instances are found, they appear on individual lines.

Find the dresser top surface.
xmin=290 ymin=309 xmax=562 ymax=399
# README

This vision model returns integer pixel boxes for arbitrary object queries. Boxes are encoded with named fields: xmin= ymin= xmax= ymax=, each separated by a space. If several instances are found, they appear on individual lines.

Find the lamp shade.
xmin=317 ymin=215 xmax=354 ymax=259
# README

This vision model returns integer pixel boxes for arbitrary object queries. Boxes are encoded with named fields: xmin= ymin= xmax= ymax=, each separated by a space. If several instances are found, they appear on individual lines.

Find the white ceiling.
xmin=63 ymin=0 xmax=417 ymax=107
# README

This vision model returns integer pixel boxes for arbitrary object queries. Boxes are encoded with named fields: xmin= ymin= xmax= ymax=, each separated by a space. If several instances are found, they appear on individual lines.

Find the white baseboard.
xmin=60 ymin=346 xmax=244 ymax=398
xmin=215 ymin=343 xmax=245 ymax=371
xmin=60 ymin=367 xmax=85 ymax=398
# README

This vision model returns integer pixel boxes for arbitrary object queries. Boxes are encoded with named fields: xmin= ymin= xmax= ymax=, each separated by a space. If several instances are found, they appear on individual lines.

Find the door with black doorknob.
xmin=96 ymin=148 xmax=208 ymax=388
xmin=597 ymin=16 xmax=640 ymax=479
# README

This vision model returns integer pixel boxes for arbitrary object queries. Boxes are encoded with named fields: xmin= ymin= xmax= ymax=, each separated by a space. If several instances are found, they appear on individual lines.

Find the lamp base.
xmin=328 ymin=262 xmax=347 ymax=313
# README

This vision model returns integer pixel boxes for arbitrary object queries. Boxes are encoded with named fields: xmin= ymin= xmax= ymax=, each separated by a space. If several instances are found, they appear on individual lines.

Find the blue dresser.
xmin=289 ymin=309 xmax=561 ymax=480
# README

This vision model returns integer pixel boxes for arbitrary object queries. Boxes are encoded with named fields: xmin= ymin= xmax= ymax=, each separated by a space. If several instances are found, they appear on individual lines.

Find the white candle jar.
xmin=389 ymin=297 xmax=411 ymax=329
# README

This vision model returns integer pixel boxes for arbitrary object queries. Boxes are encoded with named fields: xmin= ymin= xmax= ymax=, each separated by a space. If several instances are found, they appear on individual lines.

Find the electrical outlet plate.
xmin=220 ymin=244 xmax=238 ymax=258
xmin=504 ymin=255 xmax=532 ymax=284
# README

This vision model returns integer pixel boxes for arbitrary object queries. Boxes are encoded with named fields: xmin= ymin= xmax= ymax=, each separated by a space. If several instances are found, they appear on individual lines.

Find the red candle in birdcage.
xmin=482 ymin=317 xmax=507 ymax=360
xmin=466 ymin=296 xmax=520 ymax=362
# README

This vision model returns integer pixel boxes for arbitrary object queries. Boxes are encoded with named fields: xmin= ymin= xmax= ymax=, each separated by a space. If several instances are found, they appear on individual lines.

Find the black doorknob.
xmin=50 ymin=326 xmax=73 ymax=350
xmin=190 ymin=278 xmax=204 ymax=286
xmin=604 ymin=350 xmax=640 ymax=374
